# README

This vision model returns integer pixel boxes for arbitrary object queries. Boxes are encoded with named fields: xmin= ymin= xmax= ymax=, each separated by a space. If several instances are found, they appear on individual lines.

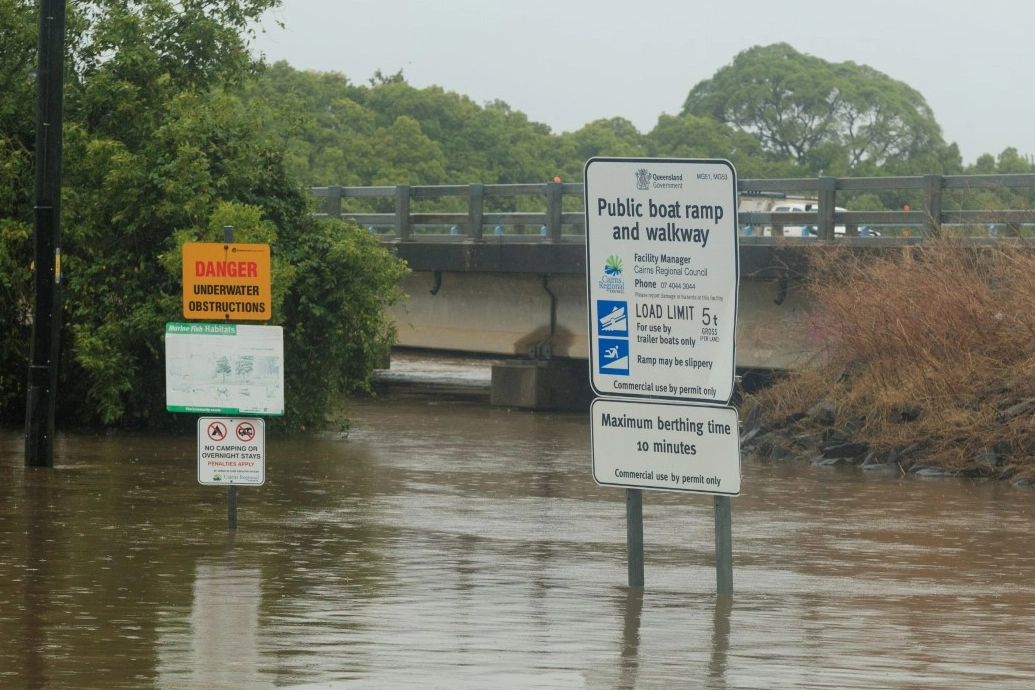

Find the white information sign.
xmin=165 ymin=322 xmax=284 ymax=416
xmin=591 ymin=398 xmax=741 ymax=496
xmin=584 ymin=157 xmax=739 ymax=404
xmin=198 ymin=416 xmax=265 ymax=486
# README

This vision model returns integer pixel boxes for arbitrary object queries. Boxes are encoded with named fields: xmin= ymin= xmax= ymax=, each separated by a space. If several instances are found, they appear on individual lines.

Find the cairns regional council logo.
xmin=635 ymin=168 xmax=652 ymax=191
xmin=598 ymin=255 xmax=625 ymax=294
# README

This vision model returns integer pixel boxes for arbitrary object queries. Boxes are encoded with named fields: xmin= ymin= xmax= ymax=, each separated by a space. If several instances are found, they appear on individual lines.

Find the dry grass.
xmin=744 ymin=238 xmax=1035 ymax=479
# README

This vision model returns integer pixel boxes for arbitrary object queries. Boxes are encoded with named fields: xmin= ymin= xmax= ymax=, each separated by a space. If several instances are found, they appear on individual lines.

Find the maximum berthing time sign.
xmin=584 ymin=157 xmax=739 ymax=405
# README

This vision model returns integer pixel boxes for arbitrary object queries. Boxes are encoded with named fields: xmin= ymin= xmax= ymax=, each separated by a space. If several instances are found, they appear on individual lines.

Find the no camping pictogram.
xmin=236 ymin=421 xmax=256 ymax=442
xmin=206 ymin=421 xmax=228 ymax=442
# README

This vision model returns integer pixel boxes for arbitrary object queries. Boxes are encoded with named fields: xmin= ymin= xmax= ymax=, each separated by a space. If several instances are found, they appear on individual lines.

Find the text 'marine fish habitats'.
xmin=584 ymin=157 xmax=740 ymax=405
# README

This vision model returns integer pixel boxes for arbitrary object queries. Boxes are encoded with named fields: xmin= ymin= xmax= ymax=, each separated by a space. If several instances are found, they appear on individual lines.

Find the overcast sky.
xmin=251 ymin=0 xmax=1034 ymax=166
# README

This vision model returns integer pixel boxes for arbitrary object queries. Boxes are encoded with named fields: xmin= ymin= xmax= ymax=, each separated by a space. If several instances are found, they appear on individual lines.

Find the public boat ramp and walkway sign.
xmin=584 ymin=157 xmax=742 ymax=496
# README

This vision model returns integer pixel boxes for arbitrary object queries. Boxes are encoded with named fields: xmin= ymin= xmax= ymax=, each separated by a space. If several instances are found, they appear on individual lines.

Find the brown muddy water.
xmin=2 ymin=353 xmax=1035 ymax=689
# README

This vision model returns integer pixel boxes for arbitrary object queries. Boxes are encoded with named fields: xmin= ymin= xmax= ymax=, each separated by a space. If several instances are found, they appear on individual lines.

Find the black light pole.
xmin=25 ymin=0 xmax=67 ymax=468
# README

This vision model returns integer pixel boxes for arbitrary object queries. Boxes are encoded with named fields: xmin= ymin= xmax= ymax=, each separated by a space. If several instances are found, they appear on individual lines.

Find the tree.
xmin=682 ymin=43 xmax=955 ymax=175
xmin=278 ymin=219 xmax=408 ymax=427
xmin=235 ymin=355 xmax=253 ymax=377
xmin=955 ymin=147 xmax=1035 ymax=224
xmin=0 ymin=0 xmax=37 ymax=220
xmin=563 ymin=117 xmax=646 ymax=161
xmin=0 ymin=0 xmax=410 ymax=430
xmin=644 ymin=113 xmax=801 ymax=178
xmin=249 ymin=65 xmax=567 ymax=189
xmin=367 ymin=115 xmax=448 ymax=185
xmin=216 ymin=356 xmax=232 ymax=382
xmin=0 ymin=0 xmax=41 ymax=418
xmin=244 ymin=62 xmax=376 ymax=186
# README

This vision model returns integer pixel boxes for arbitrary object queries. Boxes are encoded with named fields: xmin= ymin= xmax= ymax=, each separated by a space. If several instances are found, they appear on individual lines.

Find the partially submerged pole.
xmin=223 ymin=225 xmax=238 ymax=531
xmin=25 ymin=0 xmax=67 ymax=468
xmin=714 ymin=496 xmax=733 ymax=596
xmin=626 ymin=488 xmax=644 ymax=588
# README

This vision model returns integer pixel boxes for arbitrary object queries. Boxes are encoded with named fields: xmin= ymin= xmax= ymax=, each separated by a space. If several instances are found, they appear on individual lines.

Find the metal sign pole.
xmin=222 ymin=225 xmax=238 ymax=531
xmin=714 ymin=495 xmax=733 ymax=595
xmin=626 ymin=488 xmax=644 ymax=588
xmin=227 ymin=485 xmax=238 ymax=530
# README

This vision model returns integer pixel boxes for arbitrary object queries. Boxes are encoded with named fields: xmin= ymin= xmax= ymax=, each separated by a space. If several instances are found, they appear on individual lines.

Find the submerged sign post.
xmin=170 ymin=234 xmax=278 ymax=530
xmin=584 ymin=157 xmax=742 ymax=592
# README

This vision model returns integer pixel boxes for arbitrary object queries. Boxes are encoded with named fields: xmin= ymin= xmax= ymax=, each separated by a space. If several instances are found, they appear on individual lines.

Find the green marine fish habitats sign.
xmin=165 ymin=322 xmax=284 ymax=416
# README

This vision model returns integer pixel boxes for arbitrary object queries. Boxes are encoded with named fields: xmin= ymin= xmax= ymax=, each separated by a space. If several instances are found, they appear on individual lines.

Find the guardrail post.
xmin=923 ymin=175 xmax=943 ymax=237
xmin=817 ymin=176 xmax=837 ymax=240
xmin=468 ymin=184 xmax=485 ymax=241
xmin=323 ymin=186 xmax=342 ymax=220
xmin=546 ymin=181 xmax=563 ymax=243
xmin=395 ymin=185 xmax=412 ymax=241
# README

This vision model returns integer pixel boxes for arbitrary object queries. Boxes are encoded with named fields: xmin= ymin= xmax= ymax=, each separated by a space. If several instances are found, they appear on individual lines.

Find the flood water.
xmin=3 ymin=353 xmax=1035 ymax=689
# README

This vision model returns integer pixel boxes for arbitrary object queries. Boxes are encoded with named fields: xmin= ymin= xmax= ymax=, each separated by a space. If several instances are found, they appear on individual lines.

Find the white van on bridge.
xmin=738 ymin=195 xmax=877 ymax=237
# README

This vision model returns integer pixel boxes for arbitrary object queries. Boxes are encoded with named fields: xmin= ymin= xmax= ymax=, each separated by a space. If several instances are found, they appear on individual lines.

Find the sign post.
xmin=584 ymin=157 xmax=741 ymax=593
xmin=169 ymin=232 xmax=277 ymax=531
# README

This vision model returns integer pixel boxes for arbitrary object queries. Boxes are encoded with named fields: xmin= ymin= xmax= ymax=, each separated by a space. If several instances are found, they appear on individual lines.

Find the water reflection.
xmin=22 ymin=469 xmax=54 ymax=690
xmin=2 ymin=368 xmax=1035 ymax=687
xmin=709 ymin=597 xmax=731 ymax=688
xmin=618 ymin=588 xmax=643 ymax=690
xmin=157 ymin=557 xmax=265 ymax=689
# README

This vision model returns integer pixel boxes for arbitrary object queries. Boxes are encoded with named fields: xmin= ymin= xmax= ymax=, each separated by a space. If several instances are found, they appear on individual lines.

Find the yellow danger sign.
xmin=182 ymin=242 xmax=271 ymax=320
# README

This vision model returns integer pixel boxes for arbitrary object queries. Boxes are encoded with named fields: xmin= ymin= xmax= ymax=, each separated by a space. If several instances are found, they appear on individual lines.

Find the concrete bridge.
xmin=385 ymin=245 xmax=812 ymax=410
xmin=313 ymin=173 xmax=1035 ymax=409
xmin=387 ymin=241 xmax=813 ymax=361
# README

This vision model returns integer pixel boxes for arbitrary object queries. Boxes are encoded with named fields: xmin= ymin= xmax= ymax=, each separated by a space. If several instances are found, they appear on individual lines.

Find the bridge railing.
xmin=311 ymin=182 xmax=585 ymax=243
xmin=311 ymin=173 xmax=1035 ymax=242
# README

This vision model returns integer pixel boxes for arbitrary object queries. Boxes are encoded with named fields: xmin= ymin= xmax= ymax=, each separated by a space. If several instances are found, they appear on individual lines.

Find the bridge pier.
xmin=490 ymin=358 xmax=592 ymax=412
xmin=390 ymin=271 xmax=589 ymax=358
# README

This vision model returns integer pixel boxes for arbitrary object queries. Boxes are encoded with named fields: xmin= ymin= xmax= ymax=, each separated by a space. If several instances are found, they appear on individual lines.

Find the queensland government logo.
xmin=598 ymin=255 xmax=625 ymax=294
xmin=635 ymin=168 xmax=651 ymax=191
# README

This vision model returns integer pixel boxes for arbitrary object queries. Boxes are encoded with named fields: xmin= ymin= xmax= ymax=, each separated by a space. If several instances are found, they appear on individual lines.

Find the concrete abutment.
xmin=387 ymin=270 xmax=815 ymax=411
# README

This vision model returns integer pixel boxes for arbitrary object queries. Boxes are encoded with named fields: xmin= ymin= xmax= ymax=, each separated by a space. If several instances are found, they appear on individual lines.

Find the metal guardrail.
xmin=311 ymin=182 xmax=580 ymax=242
xmin=311 ymin=174 xmax=1035 ymax=242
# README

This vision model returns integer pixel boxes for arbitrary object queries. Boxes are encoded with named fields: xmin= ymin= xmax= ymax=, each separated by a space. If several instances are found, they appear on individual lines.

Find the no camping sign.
xmin=197 ymin=416 xmax=265 ymax=486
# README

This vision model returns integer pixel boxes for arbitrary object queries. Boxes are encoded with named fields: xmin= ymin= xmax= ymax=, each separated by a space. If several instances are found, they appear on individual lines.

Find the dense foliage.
xmin=0 ymin=0 xmax=38 ymax=418
xmin=0 ymin=0 xmax=409 ymax=430
xmin=246 ymin=44 xmax=1032 ymax=191
xmin=244 ymin=45 xmax=1032 ymax=221
xmin=1 ymin=3 xmax=1032 ymax=433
